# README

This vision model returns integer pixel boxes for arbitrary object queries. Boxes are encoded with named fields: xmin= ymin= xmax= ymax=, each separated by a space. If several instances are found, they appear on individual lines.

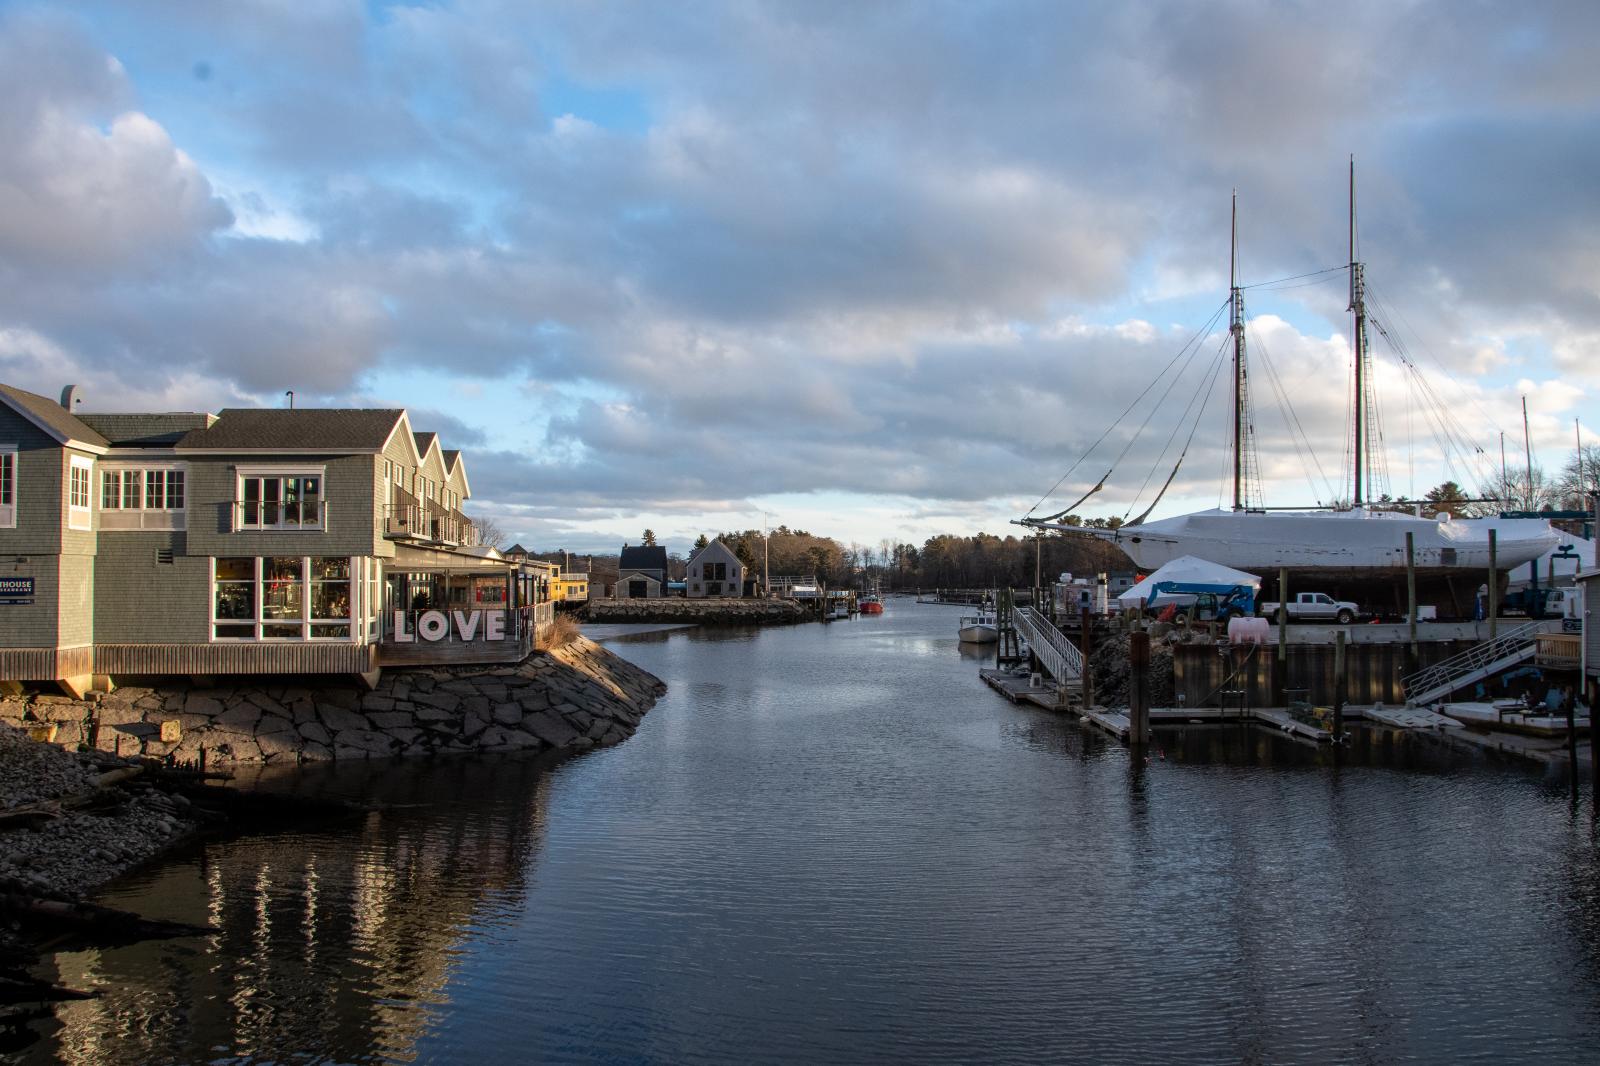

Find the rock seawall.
xmin=0 ymin=637 xmax=665 ymax=767
xmin=583 ymin=597 xmax=808 ymax=625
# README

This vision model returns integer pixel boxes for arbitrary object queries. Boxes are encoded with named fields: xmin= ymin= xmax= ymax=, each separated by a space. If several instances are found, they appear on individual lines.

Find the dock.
xmin=979 ymin=668 xmax=1330 ymax=742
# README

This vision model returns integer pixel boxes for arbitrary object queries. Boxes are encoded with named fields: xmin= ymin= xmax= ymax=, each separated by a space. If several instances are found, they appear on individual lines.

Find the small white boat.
xmin=958 ymin=612 xmax=999 ymax=643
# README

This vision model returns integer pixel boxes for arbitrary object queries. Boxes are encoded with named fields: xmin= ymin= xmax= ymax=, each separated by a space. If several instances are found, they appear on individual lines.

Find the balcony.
xmin=385 ymin=491 xmax=478 ymax=547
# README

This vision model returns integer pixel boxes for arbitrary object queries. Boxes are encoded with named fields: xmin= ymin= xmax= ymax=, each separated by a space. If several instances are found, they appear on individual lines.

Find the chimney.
xmin=59 ymin=385 xmax=79 ymax=410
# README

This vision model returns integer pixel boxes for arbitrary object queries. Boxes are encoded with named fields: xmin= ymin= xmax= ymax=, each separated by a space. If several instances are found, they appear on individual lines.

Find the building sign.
xmin=0 ymin=576 xmax=34 ymax=605
xmin=390 ymin=609 xmax=508 ymax=643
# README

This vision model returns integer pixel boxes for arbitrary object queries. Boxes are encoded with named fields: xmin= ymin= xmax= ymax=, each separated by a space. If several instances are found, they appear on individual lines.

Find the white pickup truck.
xmin=1257 ymin=592 xmax=1362 ymax=625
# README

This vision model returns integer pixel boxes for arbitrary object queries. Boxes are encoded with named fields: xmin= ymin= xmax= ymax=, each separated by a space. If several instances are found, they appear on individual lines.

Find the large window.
xmin=212 ymin=556 xmax=355 ymax=640
xmin=67 ymin=455 xmax=93 ymax=530
xmin=101 ymin=467 xmax=186 ymax=530
xmin=0 ymin=447 xmax=14 ymax=528
xmin=236 ymin=471 xmax=323 ymax=530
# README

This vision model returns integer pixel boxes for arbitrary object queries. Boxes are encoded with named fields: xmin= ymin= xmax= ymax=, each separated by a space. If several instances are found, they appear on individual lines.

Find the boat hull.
xmin=958 ymin=623 xmax=998 ymax=644
xmin=1102 ymin=509 xmax=1561 ymax=577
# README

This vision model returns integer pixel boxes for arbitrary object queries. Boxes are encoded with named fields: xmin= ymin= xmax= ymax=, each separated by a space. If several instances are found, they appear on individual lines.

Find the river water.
xmin=13 ymin=600 xmax=1600 ymax=1064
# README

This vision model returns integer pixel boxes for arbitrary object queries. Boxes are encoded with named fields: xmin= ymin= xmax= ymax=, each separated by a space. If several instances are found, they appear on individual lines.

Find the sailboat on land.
xmin=1020 ymin=165 xmax=1560 ymax=583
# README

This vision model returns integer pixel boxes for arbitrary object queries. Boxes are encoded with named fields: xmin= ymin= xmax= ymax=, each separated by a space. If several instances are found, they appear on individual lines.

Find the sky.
xmin=1 ymin=0 xmax=1598 ymax=556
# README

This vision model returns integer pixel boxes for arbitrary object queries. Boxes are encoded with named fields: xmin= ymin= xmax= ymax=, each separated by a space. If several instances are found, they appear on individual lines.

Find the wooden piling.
xmin=1080 ymin=607 xmax=1095 ymax=709
xmin=1277 ymin=567 xmax=1288 ymax=663
xmin=1405 ymin=531 xmax=1418 ymax=665
xmin=1129 ymin=630 xmax=1151 ymax=746
xmin=1333 ymin=631 xmax=1347 ymax=740
xmin=1488 ymin=529 xmax=1498 ymax=640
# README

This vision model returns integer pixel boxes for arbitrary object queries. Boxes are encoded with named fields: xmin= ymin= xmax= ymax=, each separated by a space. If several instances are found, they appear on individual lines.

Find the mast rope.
xmin=1024 ymin=297 xmax=1229 ymax=517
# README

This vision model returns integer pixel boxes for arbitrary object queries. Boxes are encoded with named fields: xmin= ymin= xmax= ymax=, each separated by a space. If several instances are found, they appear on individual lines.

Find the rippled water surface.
xmin=15 ymin=600 xmax=1600 ymax=1063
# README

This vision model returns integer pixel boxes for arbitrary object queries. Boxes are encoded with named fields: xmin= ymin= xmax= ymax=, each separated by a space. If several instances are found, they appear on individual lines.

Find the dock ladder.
xmin=1012 ymin=606 xmax=1083 ymax=682
xmin=1402 ymin=621 xmax=1544 ymax=706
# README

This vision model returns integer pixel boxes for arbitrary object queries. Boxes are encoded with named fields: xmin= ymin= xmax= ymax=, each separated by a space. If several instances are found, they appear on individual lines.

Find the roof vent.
xmin=155 ymin=548 xmax=175 ymax=565
xmin=59 ymin=385 xmax=79 ymax=410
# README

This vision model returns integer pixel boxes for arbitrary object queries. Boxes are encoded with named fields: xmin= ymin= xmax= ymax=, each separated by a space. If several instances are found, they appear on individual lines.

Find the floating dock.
xmin=979 ymin=669 xmax=1330 ymax=742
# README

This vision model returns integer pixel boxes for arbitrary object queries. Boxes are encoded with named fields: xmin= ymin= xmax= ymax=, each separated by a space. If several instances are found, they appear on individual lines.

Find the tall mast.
xmin=1348 ymin=156 xmax=1367 ymax=507
xmin=1231 ymin=190 xmax=1246 ymax=511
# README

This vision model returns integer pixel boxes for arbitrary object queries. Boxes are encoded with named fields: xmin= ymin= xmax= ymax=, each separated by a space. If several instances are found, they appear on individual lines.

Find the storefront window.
xmin=212 ymin=556 xmax=357 ymax=640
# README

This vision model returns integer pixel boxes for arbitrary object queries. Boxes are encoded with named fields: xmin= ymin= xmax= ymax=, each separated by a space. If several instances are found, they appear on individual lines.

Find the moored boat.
xmin=958 ymin=612 xmax=998 ymax=643
xmin=859 ymin=594 xmax=884 ymax=615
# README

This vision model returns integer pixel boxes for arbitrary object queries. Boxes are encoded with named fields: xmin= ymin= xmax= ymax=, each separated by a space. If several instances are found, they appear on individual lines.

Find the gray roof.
xmin=176 ymin=408 xmax=405 ymax=451
xmin=413 ymin=431 xmax=438 ymax=458
xmin=619 ymin=545 xmax=669 ymax=573
xmin=78 ymin=412 xmax=215 ymax=446
xmin=0 ymin=383 xmax=111 ymax=448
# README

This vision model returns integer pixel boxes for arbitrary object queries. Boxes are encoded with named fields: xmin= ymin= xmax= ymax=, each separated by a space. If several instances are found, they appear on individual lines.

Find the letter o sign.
xmin=418 ymin=610 xmax=449 ymax=642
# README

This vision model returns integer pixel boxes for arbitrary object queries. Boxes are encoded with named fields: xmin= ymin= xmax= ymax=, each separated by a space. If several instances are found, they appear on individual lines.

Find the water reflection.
xmin=14 ymin=601 xmax=1600 ymax=1064
xmin=26 ymin=755 xmax=558 ymax=1065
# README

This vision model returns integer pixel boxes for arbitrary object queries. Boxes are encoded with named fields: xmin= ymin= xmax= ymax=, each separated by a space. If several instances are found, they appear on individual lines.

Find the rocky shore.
xmin=583 ymin=597 xmax=809 ymax=625
xmin=1 ymin=635 xmax=664 ymax=942
xmin=0 ymin=636 xmax=664 ymax=767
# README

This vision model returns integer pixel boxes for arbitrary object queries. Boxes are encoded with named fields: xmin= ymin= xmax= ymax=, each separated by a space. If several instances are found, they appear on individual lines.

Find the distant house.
xmin=687 ymin=540 xmax=745 ymax=598
xmin=617 ymin=545 xmax=669 ymax=598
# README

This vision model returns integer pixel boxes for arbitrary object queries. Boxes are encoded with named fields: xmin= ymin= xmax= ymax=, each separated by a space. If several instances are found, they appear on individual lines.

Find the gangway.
xmin=1402 ymin=621 xmax=1545 ymax=707
xmin=1013 ymin=606 xmax=1083 ymax=682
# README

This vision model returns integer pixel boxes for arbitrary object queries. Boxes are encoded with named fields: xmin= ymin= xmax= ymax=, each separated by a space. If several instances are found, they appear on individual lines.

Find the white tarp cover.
xmin=1117 ymin=554 xmax=1262 ymax=605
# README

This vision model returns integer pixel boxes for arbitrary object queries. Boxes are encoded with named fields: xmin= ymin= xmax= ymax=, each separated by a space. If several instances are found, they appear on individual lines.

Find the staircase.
xmin=1013 ymin=607 xmax=1083 ymax=682
xmin=1402 ymin=621 xmax=1544 ymax=706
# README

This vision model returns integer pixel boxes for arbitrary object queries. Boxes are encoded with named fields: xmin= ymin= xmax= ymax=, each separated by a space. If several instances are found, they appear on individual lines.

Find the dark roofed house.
xmin=0 ymin=381 xmax=556 ymax=700
xmin=617 ymin=545 xmax=669 ymax=599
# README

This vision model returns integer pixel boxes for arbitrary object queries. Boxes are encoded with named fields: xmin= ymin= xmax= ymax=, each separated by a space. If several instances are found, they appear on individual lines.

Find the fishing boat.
xmin=1020 ymin=164 xmax=1560 ymax=591
xmin=859 ymin=593 xmax=884 ymax=615
xmin=958 ymin=611 xmax=999 ymax=643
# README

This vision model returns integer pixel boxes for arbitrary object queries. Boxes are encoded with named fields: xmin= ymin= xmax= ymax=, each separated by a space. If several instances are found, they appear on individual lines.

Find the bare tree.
xmin=472 ymin=513 xmax=509 ymax=549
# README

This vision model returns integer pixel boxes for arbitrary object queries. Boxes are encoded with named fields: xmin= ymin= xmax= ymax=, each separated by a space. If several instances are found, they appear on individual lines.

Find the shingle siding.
xmin=183 ymin=453 xmax=380 ymax=557
xmin=0 ymin=556 xmax=60 ymax=649
xmin=94 ymin=532 xmax=210 ymax=644
xmin=0 ymin=406 xmax=66 ymax=554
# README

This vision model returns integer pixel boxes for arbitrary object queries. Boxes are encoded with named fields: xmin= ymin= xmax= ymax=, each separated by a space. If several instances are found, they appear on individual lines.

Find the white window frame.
xmin=100 ymin=463 xmax=187 ymax=531
xmin=210 ymin=555 xmax=360 ymax=642
xmin=67 ymin=455 xmax=93 ymax=531
xmin=0 ymin=445 xmax=15 ymax=529
xmin=233 ymin=465 xmax=327 ymax=532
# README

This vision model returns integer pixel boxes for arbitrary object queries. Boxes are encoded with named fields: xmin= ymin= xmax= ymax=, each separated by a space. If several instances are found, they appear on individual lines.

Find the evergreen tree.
xmin=642 ymin=529 xmax=658 ymax=546
xmin=693 ymin=533 xmax=709 ymax=551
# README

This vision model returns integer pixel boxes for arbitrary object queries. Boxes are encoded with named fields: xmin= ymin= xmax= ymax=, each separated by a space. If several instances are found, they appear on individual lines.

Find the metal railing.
xmin=383 ymin=502 xmax=479 ymax=546
xmin=1402 ymin=620 xmax=1543 ymax=705
xmin=1014 ymin=606 xmax=1083 ymax=681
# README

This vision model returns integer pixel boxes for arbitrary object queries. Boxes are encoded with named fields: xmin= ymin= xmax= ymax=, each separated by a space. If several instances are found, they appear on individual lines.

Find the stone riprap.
xmin=583 ymin=597 xmax=808 ymax=625
xmin=0 ymin=637 xmax=664 ymax=767
xmin=0 ymin=723 xmax=198 ymax=903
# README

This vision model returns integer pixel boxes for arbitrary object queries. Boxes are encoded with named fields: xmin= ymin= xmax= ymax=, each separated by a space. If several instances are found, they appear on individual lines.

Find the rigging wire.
xmin=1120 ymin=336 xmax=1231 ymax=522
xmin=1025 ymin=297 xmax=1230 ymax=516
xmin=1249 ymin=323 xmax=1339 ymax=505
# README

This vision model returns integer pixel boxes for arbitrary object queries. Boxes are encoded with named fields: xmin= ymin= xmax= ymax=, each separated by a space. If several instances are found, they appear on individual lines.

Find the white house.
xmin=687 ymin=540 xmax=745 ymax=598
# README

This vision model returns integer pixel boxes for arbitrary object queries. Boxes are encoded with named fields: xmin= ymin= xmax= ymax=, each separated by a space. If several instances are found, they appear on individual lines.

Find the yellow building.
xmin=551 ymin=572 xmax=589 ymax=603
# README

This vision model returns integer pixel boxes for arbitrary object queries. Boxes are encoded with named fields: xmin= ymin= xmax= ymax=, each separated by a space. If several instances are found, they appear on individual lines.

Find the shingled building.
xmin=0 ymin=382 xmax=550 ymax=696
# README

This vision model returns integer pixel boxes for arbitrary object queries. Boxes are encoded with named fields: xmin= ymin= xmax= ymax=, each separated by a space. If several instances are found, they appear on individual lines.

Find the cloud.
xmin=0 ymin=9 xmax=231 ymax=275
xmin=2 ymin=0 xmax=1597 ymax=547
